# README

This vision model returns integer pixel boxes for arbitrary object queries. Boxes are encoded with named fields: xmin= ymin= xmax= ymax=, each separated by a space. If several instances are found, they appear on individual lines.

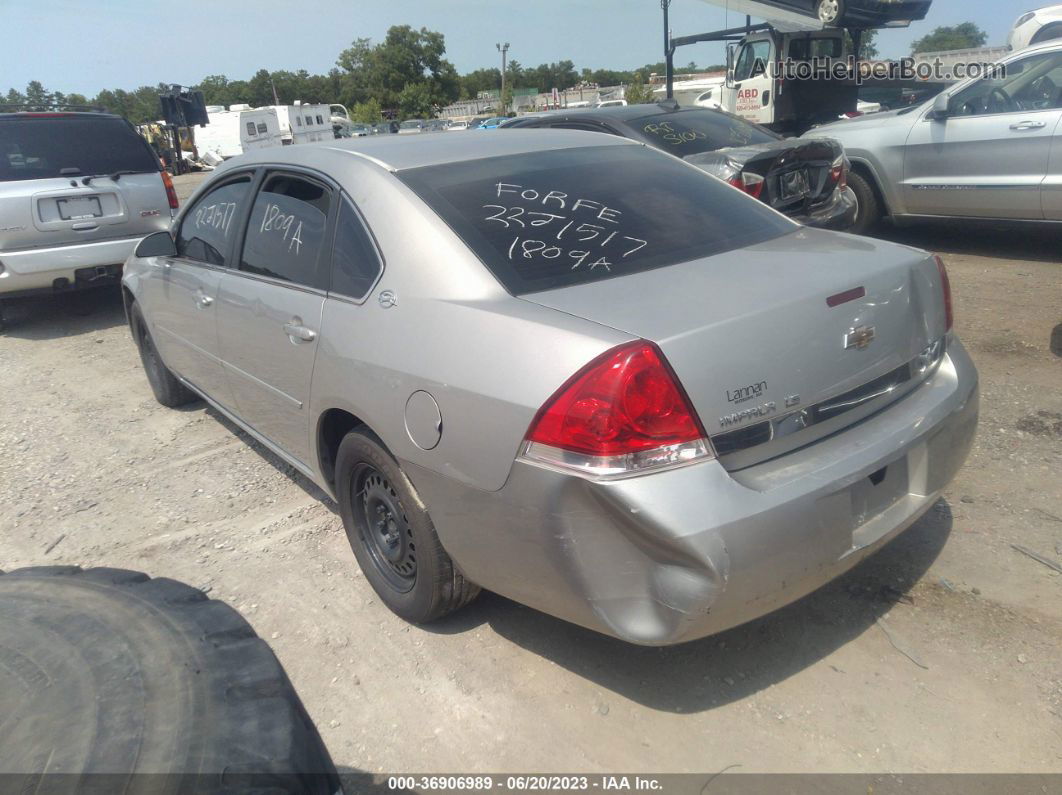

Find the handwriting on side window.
xmin=483 ymin=183 xmax=647 ymax=273
xmin=258 ymin=203 xmax=304 ymax=255
xmin=194 ymin=202 xmax=238 ymax=237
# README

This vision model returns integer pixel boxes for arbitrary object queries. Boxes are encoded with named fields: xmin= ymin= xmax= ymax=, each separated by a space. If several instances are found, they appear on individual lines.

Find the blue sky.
xmin=2 ymin=0 xmax=1035 ymax=96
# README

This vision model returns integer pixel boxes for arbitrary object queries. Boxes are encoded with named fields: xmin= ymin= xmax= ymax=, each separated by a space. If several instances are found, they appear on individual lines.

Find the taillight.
xmin=522 ymin=341 xmax=712 ymax=477
xmin=727 ymin=171 xmax=765 ymax=200
xmin=934 ymin=255 xmax=953 ymax=332
xmin=829 ymin=156 xmax=847 ymax=190
xmin=161 ymin=171 xmax=179 ymax=210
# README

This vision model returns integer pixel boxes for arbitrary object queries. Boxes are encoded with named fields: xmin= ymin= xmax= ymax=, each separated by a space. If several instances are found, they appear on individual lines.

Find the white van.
xmin=195 ymin=106 xmax=283 ymax=160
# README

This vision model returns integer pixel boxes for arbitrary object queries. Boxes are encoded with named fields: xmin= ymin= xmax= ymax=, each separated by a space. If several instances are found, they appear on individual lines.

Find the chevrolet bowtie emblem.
xmin=844 ymin=325 xmax=876 ymax=350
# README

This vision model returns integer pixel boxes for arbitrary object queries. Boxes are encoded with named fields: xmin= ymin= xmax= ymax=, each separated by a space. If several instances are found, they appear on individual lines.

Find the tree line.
xmin=2 ymin=25 xmax=718 ymax=124
xmin=3 ymin=22 xmax=987 ymax=124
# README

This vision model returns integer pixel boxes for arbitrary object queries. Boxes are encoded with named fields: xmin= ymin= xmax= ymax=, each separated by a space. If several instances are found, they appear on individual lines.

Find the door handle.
xmin=1009 ymin=120 xmax=1047 ymax=130
xmin=197 ymin=295 xmax=214 ymax=308
xmin=283 ymin=321 xmax=316 ymax=342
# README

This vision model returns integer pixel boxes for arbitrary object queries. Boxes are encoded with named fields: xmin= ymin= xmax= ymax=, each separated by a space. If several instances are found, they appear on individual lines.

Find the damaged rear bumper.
xmin=406 ymin=337 xmax=978 ymax=645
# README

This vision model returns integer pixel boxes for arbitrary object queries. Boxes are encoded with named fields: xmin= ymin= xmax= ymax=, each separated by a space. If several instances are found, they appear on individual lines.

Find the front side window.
xmin=330 ymin=198 xmax=383 ymax=300
xmin=948 ymin=51 xmax=1062 ymax=116
xmin=176 ymin=175 xmax=253 ymax=266
xmin=240 ymin=173 xmax=331 ymax=288
xmin=399 ymin=144 xmax=793 ymax=295
xmin=734 ymin=40 xmax=771 ymax=82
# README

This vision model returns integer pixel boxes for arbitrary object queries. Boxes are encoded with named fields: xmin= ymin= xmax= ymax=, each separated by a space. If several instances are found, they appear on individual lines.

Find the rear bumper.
xmin=791 ymin=187 xmax=858 ymax=230
xmin=407 ymin=336 xmax=978 ymax=645
xmin=0 ymin=235 xmax=144 ymax=296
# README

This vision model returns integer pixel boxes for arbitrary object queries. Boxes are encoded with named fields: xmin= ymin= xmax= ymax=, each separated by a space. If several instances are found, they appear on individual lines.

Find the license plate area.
xmin=779 ymin=169 xmax=810 ymax=201
xmin=57 ymin=196 xmax=103 ymax=221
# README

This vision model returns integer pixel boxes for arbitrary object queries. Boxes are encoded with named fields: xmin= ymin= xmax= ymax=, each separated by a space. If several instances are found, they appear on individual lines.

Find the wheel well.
xmin=317 ymin=409 xmax=366 ymax=491
xmin=1031 ymin=24 xmax=1062 ymax=44
xmin=849 ymin=161 xmax=889 ymax=216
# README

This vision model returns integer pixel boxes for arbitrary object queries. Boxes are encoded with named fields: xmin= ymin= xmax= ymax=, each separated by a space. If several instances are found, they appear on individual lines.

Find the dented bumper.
xmin=408 ymin=337 xmax=978 ymax=645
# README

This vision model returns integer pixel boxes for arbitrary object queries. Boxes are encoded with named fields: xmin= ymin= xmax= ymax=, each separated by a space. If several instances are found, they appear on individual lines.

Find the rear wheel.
xmin=335 ymin=428 xmax=479 ymax=623
xmin=130 ymin=302 xmax=197 ymax=408
xmin=816 ymin=0 xmax=845 ymax=25
xmin=845 ymin=170 xmax=882 ymax=235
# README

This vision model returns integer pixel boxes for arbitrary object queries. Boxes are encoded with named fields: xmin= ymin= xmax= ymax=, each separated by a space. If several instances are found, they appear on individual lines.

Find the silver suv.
xmin=0 ymin=110 xmax=177 ymax=328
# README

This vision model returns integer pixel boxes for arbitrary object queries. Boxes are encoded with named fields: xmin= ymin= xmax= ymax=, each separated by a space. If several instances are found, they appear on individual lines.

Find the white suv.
xmin=0 ymin=109 xmax=177 ymax=328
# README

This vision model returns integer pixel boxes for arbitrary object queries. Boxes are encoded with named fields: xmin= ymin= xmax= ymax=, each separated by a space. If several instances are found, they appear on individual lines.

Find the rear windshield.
xmin=630 ymin=110 xmax=778 ymax=157
xmin=0 ymin=116 xmax=159 ymax=182
xmin=398 ymin=144 xmax=793 ymax=295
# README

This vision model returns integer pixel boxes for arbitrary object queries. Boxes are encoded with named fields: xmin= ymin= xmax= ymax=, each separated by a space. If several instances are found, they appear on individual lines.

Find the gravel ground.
xmin=1 ymin=173 xmax=1060 ymax=775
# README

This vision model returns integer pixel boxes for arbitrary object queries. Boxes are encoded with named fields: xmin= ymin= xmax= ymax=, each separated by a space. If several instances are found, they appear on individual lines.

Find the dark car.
xmin=746 ymin=0 xmax=932 ymax=27
xmin=502 ymin=104 xmax=855 ymax=229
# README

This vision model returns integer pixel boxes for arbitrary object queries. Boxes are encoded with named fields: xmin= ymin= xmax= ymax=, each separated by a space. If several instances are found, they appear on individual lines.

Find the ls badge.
xmin=844 ymin=325 xmax=876 ymax=350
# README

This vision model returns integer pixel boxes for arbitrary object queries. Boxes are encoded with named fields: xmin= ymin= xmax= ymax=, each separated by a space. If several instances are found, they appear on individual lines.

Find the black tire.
xmin=130 ymin=301 xmax=197 ymax=408
xmin=0 ymin=566 xmax=339 ymax=791
xmin=815 ymin=0 xmax=845 ymax=25
xmin=846 ymin=169 xmax=883 ymax=235
xmin=335 ymin=428 xmax=479 ymax=623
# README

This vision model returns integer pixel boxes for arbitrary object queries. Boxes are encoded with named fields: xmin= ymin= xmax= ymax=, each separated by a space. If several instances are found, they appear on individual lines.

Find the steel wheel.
xmin=816 ymin=0 xmax=842 ymax=24
xmin=352 ymin=464 xmax=417 ymax=593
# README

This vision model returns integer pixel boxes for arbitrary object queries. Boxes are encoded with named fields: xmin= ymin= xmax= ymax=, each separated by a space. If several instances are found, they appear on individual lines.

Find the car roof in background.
xmin=0 ymin=111 xmax=124 ymax=122
xmin=227 ymin=128 xmax=640 ymax=173
xmin=513 ymin=103 xmax=696 ymax=123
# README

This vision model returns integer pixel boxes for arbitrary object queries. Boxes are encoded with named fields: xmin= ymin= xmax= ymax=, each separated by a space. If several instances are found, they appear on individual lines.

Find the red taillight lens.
xmin=161 ymin=170 xmax=179 ymax=210
xmin=727 ymin=171 xmax=765 ymax=200
xmin=829 ymin=157 xmax=847 ymax=190
xmin=934 ymin=255 xmax=953 ymax=332
xmin=526 ymin=341 xmax=705 ymax=458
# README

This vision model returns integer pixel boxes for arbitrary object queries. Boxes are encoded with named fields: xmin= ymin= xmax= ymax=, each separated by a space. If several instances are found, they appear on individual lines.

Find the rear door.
xmin=136 ymin=172 xmax=254 ymax=408
xmin=903 ymin=49 xmax=1062 ymax=219
xmin=216 ymin=170 xmax=333 ymax=465
xmin=0 ymin=115 xmax=169 ymax=251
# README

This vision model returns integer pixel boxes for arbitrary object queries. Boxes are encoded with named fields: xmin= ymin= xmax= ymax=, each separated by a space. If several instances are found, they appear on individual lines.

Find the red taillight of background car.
xmin=829 ymin=156 xmax=847 ymax=191
xmin=161 ymin=170 xmax=179 ymax=210
xmin=523 ymin=341 xmax=711 ymax=476
xmin=934 ymin=255 xmax=953 ymax=332
xmin=727 ymin=171 xmax=765 ymax=200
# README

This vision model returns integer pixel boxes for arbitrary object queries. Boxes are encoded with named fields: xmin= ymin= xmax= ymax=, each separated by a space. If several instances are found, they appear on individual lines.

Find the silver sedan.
xmin=122 ymin=131 xmax=978 ymax=645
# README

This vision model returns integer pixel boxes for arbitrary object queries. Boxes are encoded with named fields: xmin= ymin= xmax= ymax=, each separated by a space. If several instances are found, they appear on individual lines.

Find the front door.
xmin=216 ymin=170 xmax=333 ymax=465
xmin=729 ymin=38 xmax=774 ymax=125
xmin=903 ymin=49 xmax=1062 ymax=219
xmin=138 ymin=173 xmax=254 ymax=407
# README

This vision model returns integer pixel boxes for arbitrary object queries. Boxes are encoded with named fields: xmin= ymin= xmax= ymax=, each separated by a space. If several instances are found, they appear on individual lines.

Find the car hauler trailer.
xmin=661 ymin=0 xmax=940 ymax=134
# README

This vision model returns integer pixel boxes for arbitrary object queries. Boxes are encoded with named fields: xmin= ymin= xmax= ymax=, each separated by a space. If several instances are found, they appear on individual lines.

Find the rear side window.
xmin=0 ymin=116 xmax=158 ymax=182
xmin=240 ymin=173 xmax=331 ymax=289
xmin=399 ymin=144 xmax=793 ymax=295
xmin=630 ymin=110 xmax=778 ymax=156
xmin=330 ymin=199 xmax=382 ymax=300
xmin=176 ymin=175 xmax=253 ymax=266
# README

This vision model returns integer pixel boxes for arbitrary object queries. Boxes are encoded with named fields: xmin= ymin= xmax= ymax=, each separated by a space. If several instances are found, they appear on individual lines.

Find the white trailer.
xmin=271 ymin=103 xmax=334 ymax=145
xmin=195 ymin=106 xmax=283 ymax=160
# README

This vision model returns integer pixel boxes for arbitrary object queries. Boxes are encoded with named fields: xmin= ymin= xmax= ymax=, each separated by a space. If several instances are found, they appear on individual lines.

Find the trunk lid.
xmin=685 ymin=137 xmax=844 ymax=213
xmin=521 ymin=228 xmax=947 ymax=469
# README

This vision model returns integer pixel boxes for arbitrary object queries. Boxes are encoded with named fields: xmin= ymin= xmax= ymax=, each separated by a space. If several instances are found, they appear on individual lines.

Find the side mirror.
xmin=928 ymin=93 xmax=950 ymax=121
xmin=725 ymin=43 xmax=737 ymax=88
xmin=135 ymin=231 xmax=177 ymax=258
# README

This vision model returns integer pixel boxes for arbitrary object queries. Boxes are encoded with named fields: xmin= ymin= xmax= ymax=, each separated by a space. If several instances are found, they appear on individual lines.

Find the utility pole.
xmin=662 ymin=0 xmax=673 ymax=99
xmin=270 ymin=78 xmax=280 ymax=106
xmin=496 ymin=42 xmax=510 ymax=114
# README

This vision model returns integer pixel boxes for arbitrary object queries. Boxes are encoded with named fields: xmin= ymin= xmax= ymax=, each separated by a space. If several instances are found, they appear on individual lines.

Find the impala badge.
xmin=844 ymin=325 xmax=876 ymax=350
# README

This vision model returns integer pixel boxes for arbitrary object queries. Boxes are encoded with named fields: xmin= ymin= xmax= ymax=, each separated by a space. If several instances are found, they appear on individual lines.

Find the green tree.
xmin=625 ymin=77 xmax=654 ymax=104
xmin=911 ymin=22 xmax=988 ymax=54
xmin=397 ymin=82 xmax=433 ymax=119
xmin=846 ymin=29 xmax=879 ymax=59
xmin=351 ymin=98 xmax=382 ymax=123
xmin=25 ymin=80 xmax=52 ymax=109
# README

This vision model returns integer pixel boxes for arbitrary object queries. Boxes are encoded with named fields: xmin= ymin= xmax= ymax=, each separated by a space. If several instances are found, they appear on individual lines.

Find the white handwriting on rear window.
xmin=258 ymin=202 xmax=304 ymax=255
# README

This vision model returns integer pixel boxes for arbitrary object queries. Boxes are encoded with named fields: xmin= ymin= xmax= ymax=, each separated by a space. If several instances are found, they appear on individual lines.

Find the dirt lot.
xmin=1 ymin=171 xmax=1060 ymax=776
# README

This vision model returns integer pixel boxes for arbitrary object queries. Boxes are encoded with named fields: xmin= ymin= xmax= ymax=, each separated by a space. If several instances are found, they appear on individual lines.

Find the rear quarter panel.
xmin=308 ymin=155 xmax=631 ymax=493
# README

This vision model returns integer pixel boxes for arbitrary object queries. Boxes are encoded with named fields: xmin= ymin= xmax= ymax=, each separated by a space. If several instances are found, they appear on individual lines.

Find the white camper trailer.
xmin=271 ymin=103 xmax=333 ymax=145
xmin=195 ymin=106 xmax=283 ymax=160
